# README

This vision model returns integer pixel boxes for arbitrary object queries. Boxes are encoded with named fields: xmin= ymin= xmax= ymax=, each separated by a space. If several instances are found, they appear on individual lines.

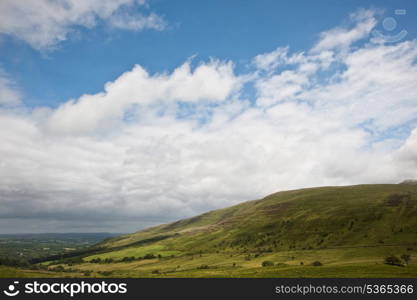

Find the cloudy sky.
xmin=0 ymin=0 xmax=417 ymax=233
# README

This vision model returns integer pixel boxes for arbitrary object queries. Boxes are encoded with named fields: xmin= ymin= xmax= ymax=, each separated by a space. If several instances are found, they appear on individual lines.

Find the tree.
xmin=144 ymin=253 xmax=156 ymax=259
xmin=121 ymin=256 xmax=135 ymax=262
xmin=51 ymin=265 xmax=65 ymax=272
xmin=99 ymin=271 xmax=113 ymax=276
xmin=261 ymin=261 xmax=274 ymax=267
xmin=197 ymin=264 xmax=209 ymax=269
xmin=385 ymin=255 xmax=403 ymax=266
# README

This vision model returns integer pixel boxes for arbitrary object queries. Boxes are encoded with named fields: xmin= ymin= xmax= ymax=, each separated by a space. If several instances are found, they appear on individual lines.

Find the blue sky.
xmin=1 ymin=0 xmax=416 ymax=108
xmin=1 ymin=0 xmax=417 ymax=233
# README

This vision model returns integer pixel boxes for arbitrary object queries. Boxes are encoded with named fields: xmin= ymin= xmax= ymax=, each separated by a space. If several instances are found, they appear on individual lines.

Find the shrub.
xmin=65 ymin=257 xmax=83 ymax=265
xmin=401 ymin=254 xmax=411 ymax=265
xmin=144 ymin=253 xmax=156 ymax=259
xmin=261 ymin=261 xmax=274 ymax=267
xmin=311 ymin=261 xmax=322 ymax=266
xmin=197 ymin=264 xmax=209 ymax=269
xmin=275 ymin=263 xmax=288 ymax=267
xmin=384 ymin=255 xmax=403 ymax=266
xmin=99 ymin=271 xmax=113 ymax=276
xmin=121 ymin=256 xmax=135 ymax=262
xmin=51 ymin=265 xmax=65 ymax=272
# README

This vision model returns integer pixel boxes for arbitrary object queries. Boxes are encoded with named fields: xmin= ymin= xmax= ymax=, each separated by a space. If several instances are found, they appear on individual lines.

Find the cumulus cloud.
xmin=0 ymin=0 xmax=166 ymax=50
xmin=0 ymin=9 xmax=417 ymax=232
xmin=45 ymin=60 xmax=241 ymax=135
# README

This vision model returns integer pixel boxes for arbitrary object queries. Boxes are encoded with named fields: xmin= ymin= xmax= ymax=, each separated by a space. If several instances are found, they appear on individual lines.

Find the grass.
xmin=38 ymin=247 xmax=417 ymax=278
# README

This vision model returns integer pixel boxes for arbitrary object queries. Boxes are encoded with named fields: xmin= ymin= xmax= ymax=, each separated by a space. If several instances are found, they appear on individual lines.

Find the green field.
xmin=42 ymin=246 xmax=417 ymax=278
xmin=2 ymin=183 xmax=417 ymax=278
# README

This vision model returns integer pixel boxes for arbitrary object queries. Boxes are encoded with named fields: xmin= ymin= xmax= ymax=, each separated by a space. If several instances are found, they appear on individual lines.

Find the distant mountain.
xmin=400 ymin=179 xmax=417 ymax=185
xmin=0 ymin=233 xmax=121 ymax=239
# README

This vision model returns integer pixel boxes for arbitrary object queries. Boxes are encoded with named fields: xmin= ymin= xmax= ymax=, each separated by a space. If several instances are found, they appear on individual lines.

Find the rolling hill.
xmin=96 ymin=183 xmax=417 ymax=253
xmin=5 ymin=183 xmax=417 ymax=277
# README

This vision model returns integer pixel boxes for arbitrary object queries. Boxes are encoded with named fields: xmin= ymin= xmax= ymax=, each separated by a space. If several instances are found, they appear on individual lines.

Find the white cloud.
xmin=253 ymin=47 xmax=290 ymax=71
xmin=0 ymin=9 xmax=417 ymax=232
xmin=109 ymin=11 xmax=165 ymax=31
xmin=311 ymin=9 xmax=378 ymax=53
xmin=396 ymin=128 xmax=417 ymax=173
xmin=255 ymin=70 xmax=310 ymax=106
xmin=45 ymin=60 xmax=241 ymax=135
xmin=0 ymin=69 xmax=21 ymax=106
xmin=0 ymin=0 xmax=166 ymax=50
xmin=303 ymin=41 xmax=417 ymax=131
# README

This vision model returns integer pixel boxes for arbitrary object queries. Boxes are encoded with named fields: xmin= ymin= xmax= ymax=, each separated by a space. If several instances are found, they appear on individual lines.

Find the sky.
xmin=0 ymin=0 xmax=417 ymax=233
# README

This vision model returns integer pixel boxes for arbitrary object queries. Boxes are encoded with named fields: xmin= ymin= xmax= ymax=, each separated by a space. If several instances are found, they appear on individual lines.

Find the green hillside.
xmin=8 ymin=183 xmax=417 ymax=278
xmin=98 ymin=184 xmax=417 ymax=251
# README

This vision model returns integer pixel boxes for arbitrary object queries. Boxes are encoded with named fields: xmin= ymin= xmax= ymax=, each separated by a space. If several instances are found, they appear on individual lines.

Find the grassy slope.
xmin=99 ymin=184 xmax=417 ymax=252
xmin=5 ymin=184 xmax=417 ymax=277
